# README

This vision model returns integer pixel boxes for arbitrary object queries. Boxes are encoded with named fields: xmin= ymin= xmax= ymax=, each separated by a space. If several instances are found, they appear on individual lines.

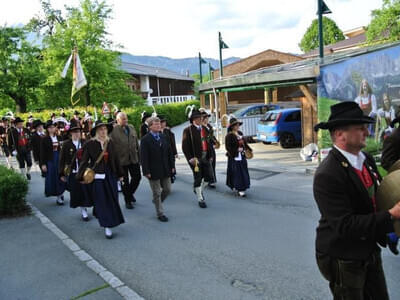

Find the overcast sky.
xmin=1 ymin=0 xmax=383 ymax=59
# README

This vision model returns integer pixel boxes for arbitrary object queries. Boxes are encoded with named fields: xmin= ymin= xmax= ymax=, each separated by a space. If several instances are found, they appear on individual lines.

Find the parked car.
xmin=232 ymin=104 xmax=281 ymax=118
xmin=227 ymin=104 xmax=281 ymax=136
xmin=256 ymin=108 xmax=301 ymax=148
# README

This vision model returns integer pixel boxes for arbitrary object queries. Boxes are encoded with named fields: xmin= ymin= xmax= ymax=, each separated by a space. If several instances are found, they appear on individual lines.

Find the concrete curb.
xmin=28 ymin=203 xmax=144 ymax=300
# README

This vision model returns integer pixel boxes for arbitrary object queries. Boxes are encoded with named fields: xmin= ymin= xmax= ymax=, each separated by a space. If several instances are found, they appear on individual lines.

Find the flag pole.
xmin=198 ymin=52 xmax=203 ymax=83
xmin=218 ymin=32 xmax=223 ymax=78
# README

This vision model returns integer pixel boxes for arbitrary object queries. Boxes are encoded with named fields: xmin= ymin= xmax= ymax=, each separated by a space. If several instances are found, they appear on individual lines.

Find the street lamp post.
xmin=317 ymin=0 xmax=332 ymax=59
xmin=218 ymin=32 xmax=229 ymax=78
xmin=198 ymin=52 xmax=207 ymax=83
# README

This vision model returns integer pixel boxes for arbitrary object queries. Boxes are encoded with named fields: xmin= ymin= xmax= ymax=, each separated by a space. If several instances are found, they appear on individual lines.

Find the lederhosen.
xmin=9 ymin=127 xmax=32 ymax=169
xmin=182 ymin=125 xmax=213 ymax=188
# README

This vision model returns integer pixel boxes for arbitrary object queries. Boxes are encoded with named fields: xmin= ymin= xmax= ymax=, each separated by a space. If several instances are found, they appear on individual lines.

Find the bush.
xmin=13 ymin=100 xmax=199 ymax=133
xmin=0 ymin=165 xmax=30 ymax=217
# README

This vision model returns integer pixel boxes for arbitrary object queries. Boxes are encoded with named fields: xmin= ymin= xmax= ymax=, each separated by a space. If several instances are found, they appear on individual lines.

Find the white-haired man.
xmin=110 ymin=112 xmax=141 ymax=209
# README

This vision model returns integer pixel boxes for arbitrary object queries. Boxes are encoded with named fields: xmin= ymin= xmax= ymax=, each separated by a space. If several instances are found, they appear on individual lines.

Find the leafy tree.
xmin=299 ymin=17 xmax=345 ymax=53
xmin=32 ymin=0 xmax=145 ymax=109
xmin=0 ymin=26 xmax=42 ymax=112
xmin=367 ymin=0 xmax=400 ymax=43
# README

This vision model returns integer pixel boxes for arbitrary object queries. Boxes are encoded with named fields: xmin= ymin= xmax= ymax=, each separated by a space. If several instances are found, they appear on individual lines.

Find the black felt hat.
xmin=141 ymin=111 xmax=152 ymax=123
xmin=189 ymin=109 xmax=202 ymax=121
xmin=44 ymin=120 xmax=56 ymax=129
xmin=90 ymin=120 xmax=113 ymax=137
xmin=228 ymin=117 xmax=243 ymax=128
xmin=14 ymin=117 xmax=24 ymax=124
xmin=314 ymin=101 xmax=375 ymax=131
xmin=32 ymin=119 xmax=45 ymax=129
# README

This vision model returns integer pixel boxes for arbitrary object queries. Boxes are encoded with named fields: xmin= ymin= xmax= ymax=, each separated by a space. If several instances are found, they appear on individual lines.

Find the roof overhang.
xmin=199 ymin=60 xmax=319 ymax=93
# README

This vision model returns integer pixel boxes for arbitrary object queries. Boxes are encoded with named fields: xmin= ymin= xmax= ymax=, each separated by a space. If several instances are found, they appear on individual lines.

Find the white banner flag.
xmin=61 ymin=54 xmax=73 ymax=78
xmin=73 ymin=52 xmax=87 ymax=91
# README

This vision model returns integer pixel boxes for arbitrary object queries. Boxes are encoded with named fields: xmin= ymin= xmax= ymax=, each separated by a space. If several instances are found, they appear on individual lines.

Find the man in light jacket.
xmin=110 ymin=112 xmax=141 ymax=209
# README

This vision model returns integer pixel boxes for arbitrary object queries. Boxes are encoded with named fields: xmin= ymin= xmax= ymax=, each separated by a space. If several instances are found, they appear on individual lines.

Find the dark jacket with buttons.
xmin=59 ymin=139 xmax=86 ymax=177
xmin=182 ymin=124 xmax=212 ymax=162
xmin=76 ymin=139 xmax=124 ymax=180
xmin=313 ymin=147 xmax=394 ymax=260
xmin=225 ymin=130 xmax=252 ymax=159
xmin=40 ymin=135 xmax=62 ymax=166
xmin=140 ymin=132 xmax=174 ymax=180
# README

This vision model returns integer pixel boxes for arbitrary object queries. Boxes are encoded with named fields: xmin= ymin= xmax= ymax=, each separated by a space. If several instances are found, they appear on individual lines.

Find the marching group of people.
xmin=0 ymin=107 xmax=253 ymax=239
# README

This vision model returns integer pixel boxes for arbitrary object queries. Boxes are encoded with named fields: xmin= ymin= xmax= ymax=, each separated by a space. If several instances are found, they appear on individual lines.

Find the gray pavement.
xmin=1 ymin=123 xmax=400 ymax=299
xmin=0 ymin=215 xmax=121 ymax=300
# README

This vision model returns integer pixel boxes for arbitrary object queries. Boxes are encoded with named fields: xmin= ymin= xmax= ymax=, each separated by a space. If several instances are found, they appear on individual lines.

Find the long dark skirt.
xmin=44 ymin=151 xmax=66 ymax=197
xmin=68 ymin=173 xmax=93 ymax=208
xmin=90 ymin=168 xmax=125 ymax=228
xmin=226 ymin=156 xmax=250 ymax=192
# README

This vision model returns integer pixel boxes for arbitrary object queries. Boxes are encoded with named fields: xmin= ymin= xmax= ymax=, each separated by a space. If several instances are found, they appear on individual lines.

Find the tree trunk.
xmin=15 ymin=98 xmax=27 ymax=113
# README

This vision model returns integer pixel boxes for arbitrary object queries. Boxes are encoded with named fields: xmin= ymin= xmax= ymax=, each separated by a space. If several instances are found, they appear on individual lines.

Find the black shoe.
xmin=132 ymin=195 xmax=137 ymax=203
xmin=26 ymin=173 xmax=31 ymax=180
xmin=56 ymin=200 xmax=64 ymax=206
xmin=125 ymin=201 xmax=134 ymax=209
xmin=158 ymin=215 xmax=169 ymax=222
xmin=388 ymin=240 xmax=399 ymax=255
xmin=82 ymin=216 xmax=89 ymax=222
xmin=198 ymin=201 xmax=207 ymax=208
xmin=105 ymin=233 xmax=113 ymax=239
xmin=60 ymin=195 xmax=64 ymax=201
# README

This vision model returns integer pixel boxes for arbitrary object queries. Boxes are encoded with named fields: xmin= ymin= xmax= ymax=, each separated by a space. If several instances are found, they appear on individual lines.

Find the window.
xmin=246 ymin=107 xmax=262 ymax=116
xmin=284 ymin=111 xmax=301 ymax=122
xmin=262 ymin=112 xmax=279 ymax=122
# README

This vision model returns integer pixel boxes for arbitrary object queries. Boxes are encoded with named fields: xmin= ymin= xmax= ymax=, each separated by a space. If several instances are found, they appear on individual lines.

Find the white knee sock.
xmin=81 ymin=207 xmax=88 ymax=218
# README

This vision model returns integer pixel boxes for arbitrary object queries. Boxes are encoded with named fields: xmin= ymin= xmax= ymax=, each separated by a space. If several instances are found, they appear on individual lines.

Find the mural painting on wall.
xmin=317 ymin=44 xmax=400 ymax=152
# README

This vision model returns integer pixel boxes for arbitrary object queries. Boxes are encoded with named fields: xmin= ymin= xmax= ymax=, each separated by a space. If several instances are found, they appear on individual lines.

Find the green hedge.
xmin=0 ymin=165 xmax=30 ymax=217
xmin=12 ymin=100 xmax=199 ymax=133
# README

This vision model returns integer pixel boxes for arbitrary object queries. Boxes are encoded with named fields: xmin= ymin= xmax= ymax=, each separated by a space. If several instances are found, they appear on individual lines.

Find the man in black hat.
xmin=313 ymin=101 xmax=400 ymax=299
xmin=8 ymin=117 xmax=33 ymax=180
xmin=140 ymin=111 xmax=152 ymax=139
xmin=71 ymin=111 xmax=81 ymax=123
xmin=159 ymin=115 xmax=178 ymax=183
xmin=30 ymin=120 xmax=46 ymax=177
xmin=0 ymin=117 xmax=12 ymax=168
xmin=182 ymin=108 xmax=213 ymax=208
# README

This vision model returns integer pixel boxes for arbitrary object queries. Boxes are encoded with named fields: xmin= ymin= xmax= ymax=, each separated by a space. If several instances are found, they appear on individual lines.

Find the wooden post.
xmin=219 ymin=92 xmax=227 ymax=127
xmin=299 ymin=84 xmax=317 ymax=112
xmin=200 ymin=93 xmax=206 ymax=108
xmin=264 ymin=88 xmax=270 ymax=104
xmin=272 ymin=88 xmax=278 ymax=103
xmin=209 ymin=94 xmax=214 ymax=113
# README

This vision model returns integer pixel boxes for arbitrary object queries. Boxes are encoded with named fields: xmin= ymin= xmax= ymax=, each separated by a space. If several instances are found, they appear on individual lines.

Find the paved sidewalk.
xmin=0 ymin=214 xmax=122 ymax=300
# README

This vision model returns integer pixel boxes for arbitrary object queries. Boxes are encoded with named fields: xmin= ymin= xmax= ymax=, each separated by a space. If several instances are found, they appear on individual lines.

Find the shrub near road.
xmin=14 ymin=100 xmax=199 ymax=133
xmin=0 ymin=165 xmax=30 ymax=217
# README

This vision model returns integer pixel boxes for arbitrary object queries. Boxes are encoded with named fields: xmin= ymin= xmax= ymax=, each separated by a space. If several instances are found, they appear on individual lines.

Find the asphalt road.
xmin=26 ymin=162 xmax=400 ymax=300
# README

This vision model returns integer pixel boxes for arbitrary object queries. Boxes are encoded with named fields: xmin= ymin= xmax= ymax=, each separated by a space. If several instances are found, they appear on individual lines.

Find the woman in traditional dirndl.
xmin=59 ymin=123 xmax=93 ymax=221
xmin=40 ymin=120 xmax=66 ymax=205
xmin=76 ymin=121 xmax=124 ymax=239
xmin=225 ymin=118 xmax=252 ymax=197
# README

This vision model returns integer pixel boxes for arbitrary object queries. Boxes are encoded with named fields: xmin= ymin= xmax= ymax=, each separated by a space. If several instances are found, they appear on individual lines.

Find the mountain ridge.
xmin=120 ymin=53 xmax=241 ymax=76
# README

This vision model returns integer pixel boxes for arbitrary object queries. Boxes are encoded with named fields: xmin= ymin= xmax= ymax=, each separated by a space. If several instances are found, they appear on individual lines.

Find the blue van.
xmin=256 ymin=108 xmax=301 ymax=148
